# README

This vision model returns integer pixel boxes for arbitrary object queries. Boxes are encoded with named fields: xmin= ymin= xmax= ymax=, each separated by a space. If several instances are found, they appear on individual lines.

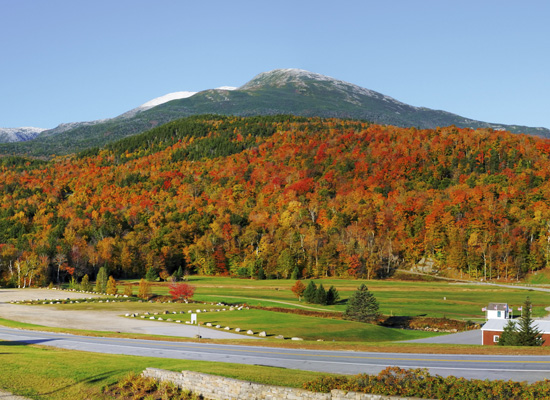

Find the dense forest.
xmin=1 ymin=115 xmax=550 ymax=286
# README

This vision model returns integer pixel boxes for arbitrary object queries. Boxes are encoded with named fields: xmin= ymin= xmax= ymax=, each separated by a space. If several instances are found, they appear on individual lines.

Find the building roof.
xmin=482 ymin=318 xmax=550 ymax=333
xmin=487 ymin=303 xmax=508 ymax=311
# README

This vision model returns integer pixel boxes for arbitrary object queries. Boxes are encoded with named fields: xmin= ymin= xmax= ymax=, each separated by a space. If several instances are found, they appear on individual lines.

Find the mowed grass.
xmin=0 ymin=341 xmax=329 ymax=400
xmin=142 ymin=276 xmax=550 ymax=320
xmin=196 ymin=308 xmax=436 ymax=341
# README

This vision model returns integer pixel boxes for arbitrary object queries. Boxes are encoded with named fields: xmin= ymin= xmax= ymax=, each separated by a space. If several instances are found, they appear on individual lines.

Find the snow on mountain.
xmin=0 ymin=127 xmax=46 ymax=143
xmin=240 ymin=68 xmax=414 ymax=108
xmin=137 ymin=91 xmax=198 ymax=110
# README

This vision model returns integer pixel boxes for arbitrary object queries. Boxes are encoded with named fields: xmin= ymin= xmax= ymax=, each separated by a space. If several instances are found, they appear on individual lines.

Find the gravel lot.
xmin=0 ymin=288 xmax=255 ymax=339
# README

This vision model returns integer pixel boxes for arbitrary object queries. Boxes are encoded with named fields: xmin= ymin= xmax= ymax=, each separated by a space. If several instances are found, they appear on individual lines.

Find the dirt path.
xmin=0 ymin=288 xmax=255 ymax=339
xmin=215 ymin=295 xmax=335 ymax=312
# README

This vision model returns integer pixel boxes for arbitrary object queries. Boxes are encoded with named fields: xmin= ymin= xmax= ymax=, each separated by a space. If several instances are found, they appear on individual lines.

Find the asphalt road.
xmin=2 ymin=327 xmax=550 ymax=383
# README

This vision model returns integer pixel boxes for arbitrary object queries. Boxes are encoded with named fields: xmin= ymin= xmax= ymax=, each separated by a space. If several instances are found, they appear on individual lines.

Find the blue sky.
xmin=1 ymin=1 xmax=549 ymax=130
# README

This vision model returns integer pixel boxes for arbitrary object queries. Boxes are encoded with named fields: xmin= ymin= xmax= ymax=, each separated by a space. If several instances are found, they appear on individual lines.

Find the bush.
xmin=80 ymin=274 xmax=92 ymax=291
xmin=95 ymin=267 xmax=108 ymax=293
xmin=304 ymin=367 xmax=550 ymax=399
xmin=137 ymin=278 xmax=152 ymax=300
xmin=168 ymin=282 xmax=195 ymax=301
xmin=106 ymin=276 xmax=118 ymax=295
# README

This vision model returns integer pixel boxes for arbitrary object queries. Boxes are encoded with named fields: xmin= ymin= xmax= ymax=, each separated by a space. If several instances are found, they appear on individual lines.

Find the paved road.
xmin=2 ymin=327 xmax=550 ymax=383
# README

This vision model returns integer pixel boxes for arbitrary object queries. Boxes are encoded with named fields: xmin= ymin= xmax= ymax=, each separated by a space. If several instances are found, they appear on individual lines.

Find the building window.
xmin=497 ymin=311 xmax=502 ymax=318
xmin=493 ymin=335 xmax=499 ymax=343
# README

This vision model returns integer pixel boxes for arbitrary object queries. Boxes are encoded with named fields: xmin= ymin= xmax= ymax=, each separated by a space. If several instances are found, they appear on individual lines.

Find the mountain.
xmin=0 ymin=127 xmax=45 ymax=143
xmin=1 ymin=69 xmax=548 ymax=157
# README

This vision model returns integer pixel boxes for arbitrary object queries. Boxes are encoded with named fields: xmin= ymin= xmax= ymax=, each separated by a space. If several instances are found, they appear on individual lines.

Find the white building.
xmin=484 ymin=303 xmax=511 ymax=320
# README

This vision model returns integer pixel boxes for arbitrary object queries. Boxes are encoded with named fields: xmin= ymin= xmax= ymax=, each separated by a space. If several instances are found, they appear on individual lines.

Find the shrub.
xmin=168 ymin=282 xmax=195 ymax=301
xmin=137 ymin=278 xmax=152 ymax=300
xmin=106 ymin=276 xmax=118 ymax=295
xmin=80 ymin=274 xmax=92 ymax=291
xmin=95 ymin=267 xmax=108 ymax=293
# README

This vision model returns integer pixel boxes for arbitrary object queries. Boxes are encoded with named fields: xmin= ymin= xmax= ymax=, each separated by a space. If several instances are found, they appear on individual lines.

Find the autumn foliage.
xmin=168 ymin=282 xmax=195 ymax=301
xmin=2 ymin=115 xmax=550 ymax=285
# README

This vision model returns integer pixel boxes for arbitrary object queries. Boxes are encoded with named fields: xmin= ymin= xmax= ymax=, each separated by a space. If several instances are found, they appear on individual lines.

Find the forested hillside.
xmin=1 ymin=115 xmax=550 ymax=286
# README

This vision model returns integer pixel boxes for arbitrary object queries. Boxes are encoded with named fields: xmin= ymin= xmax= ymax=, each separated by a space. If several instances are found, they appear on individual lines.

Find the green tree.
xmin=80 ymin=274 xmax=92 ymax=292
xmin=145 ymin=267 xmax=158 ymax=282
xmin=95 ymin=267 xmax=108 ymax=293
xmin=106 ymin=275 xmax=118 ymax=295
xmin=344 ymin=284 xmax=380 ymax=322
xmin=315 ymin=283 xmax=327 ymax=305
xmin=290 ymin=265 xmax=301 ymax=280
xmin=326 ymin=285 xmax=340 ymax=305
xmin=303 ymin=280 xmax=317 ymax=303
xmin=516 ymin=297 xmax=544 ymax=346
xmin=257 ymin=265 xmax=266 ymax=280
xmin=172 ymin=266 xmax=184 ymax=281
xmin=497 ymin=320 xmax=518 ymax=346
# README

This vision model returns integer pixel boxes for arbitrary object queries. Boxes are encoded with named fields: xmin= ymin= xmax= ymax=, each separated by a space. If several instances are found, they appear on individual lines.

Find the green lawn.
xmin=144 ymin=276 xmax=550 ymax=320
xmin=0 ymin=341 xmax=330 ymax=400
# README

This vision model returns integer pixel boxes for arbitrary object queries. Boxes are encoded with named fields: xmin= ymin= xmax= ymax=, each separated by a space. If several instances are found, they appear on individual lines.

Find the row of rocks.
xmin=202 ymin=322 xmax=303 ymax=340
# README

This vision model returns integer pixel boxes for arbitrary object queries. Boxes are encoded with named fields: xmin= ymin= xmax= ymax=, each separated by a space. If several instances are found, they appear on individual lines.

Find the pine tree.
xmin=497 ymin=320 xmax=518 ymax=346
xmin=344 ymin=284 xmax=380 ymax=322
xmin=290 ymin=265 xmax=301 ymax=280
xmin=326 ymin=285 xmax=340 ymax=305
xmin=106 ymin=276 xmax=118 ymax=295
xmin=173 ymin=266 xmax=184 ymax=281
xmin=303 ymin=281 xmax=317 ymax=303
xmin=95 ymin=267 xmax=108 ymax=293
xmin=145 ymin=267 xmax=158 ymax=282
xmin=315 ymin=283 xmax=327 ymax=305
xmin=516 ymin=297 xmax=544 ymax=346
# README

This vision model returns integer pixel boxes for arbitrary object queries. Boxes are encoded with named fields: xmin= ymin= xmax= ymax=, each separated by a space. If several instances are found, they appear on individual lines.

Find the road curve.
xmin=1 ymin=327 xmax=550 ymax=383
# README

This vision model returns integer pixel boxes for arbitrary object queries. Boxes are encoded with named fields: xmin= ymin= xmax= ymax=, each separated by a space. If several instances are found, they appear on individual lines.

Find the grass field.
xmin=137 ymin=276 xmax=550 ymax=320
xmin=0 ymin=342 xmax=330 ymax=400
xmin=3 ymin=275 xmax=550 ymax=398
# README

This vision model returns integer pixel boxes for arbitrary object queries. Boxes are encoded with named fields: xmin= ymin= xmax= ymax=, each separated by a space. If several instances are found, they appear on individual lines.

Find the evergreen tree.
xmin=173 ymin=266 xmax=184 ymax=281
xmin=106 ymin=276 xmax=118 ymax=295
xmin=304 ymin=281 xmax=317 ymax=303
xmin=326 ymin=285 xmax=340 ymax=305
xmin=145 ymin=267 xmax=158 ymax=282
xmin=290 ymin=265 xmax=301 ymax=280
xmin=95 ymin=267 xmax=108 ymax=293
xmin=344 ymin=284 xmax=380 ymax=322
xmin=315 ymin=283 xmax=327 ymax=305
xmin=80 ymin=274 xmax=91 ymax=292
xmin=516 ymin=297 xmax=544 ymax=346
xmin=497 ymin=320 xmax=518 ymax=346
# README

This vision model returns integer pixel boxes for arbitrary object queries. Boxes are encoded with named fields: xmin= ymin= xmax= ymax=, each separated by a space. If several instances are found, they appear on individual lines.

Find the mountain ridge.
xmin=1 ymin=69 xmax=548 ymax=156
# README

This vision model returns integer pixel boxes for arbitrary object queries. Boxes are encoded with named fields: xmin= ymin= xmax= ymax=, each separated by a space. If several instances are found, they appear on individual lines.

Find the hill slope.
xmin=1 ymin=115 xmax=550 ymax=284
xmin=1 ymin=69 xmax=548 ymax=157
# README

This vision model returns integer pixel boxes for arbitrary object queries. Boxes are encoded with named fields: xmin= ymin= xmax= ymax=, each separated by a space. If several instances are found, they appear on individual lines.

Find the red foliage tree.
xmin=168 ymin=282 xmax=195 ymax=301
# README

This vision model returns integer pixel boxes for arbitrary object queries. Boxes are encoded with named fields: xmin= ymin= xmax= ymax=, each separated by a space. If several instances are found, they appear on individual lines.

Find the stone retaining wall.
xmin=142 ymin=368 xmax=428 ymax=400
